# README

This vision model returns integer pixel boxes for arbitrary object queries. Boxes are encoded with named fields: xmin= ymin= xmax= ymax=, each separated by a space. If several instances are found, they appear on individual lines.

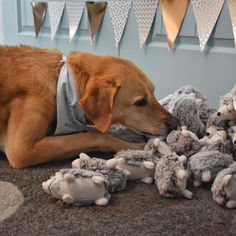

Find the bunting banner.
xmin=160 ymin=0 xmax=189 ymax=49
xmin=133 ymin=0 xmax=159 ymax=48
xmin=30 ymin=0 xmax=236 ymax=52
xmin=108 ymin=0 xmax=132 ymax=47
xmin=48 ymin=1 xmax=65 ymax=40
xmin=66 ymin=1 xmax=85 ymax=42
xmin=228 ymin=0 xmax=236 ymax=48
xmin=192 ymin=0 xmax=225 ymax=52
xmin=86 ymin=2 xmax=107 ymax=43
xmin=31 ymin=2 xmax=47 ymax=38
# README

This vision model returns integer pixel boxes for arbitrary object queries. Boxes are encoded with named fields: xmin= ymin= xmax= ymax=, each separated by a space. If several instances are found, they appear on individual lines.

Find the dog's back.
xmin=0 ymin=45 xmax=62 ymax=152
xmin=0 ymin=45 xmax=62 ymax=96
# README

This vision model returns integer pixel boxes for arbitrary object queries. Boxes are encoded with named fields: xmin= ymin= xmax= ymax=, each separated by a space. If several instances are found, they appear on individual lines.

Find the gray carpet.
xmin=0 ymin=152 xmax=236 ymax=236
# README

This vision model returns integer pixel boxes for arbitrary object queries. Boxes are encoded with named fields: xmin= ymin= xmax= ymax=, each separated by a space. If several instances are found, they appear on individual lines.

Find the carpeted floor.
xmin=0 ymin=152 xmax=236 ymax=236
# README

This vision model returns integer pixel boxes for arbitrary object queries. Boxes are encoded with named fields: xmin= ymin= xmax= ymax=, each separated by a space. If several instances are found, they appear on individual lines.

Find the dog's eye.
xmin=134 ymin=98 xmax=147 ymax=107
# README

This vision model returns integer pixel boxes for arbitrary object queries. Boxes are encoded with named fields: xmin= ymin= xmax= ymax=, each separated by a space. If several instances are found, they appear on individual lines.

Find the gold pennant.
xmin=31 ymin=2 xmax=47 ymax=38
xmin=86 ymin=2 xmax=107 ymax=42
xmin=160 ymin=0 xmax=189 ymax=49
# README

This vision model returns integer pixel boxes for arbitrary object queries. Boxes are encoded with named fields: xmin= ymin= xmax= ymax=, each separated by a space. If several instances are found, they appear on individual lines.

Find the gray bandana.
xmin=54 ymin=62 xmax=86 ymax=135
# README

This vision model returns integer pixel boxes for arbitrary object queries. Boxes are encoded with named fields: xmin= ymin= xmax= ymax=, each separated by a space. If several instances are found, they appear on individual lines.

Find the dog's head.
xmin=67 ymin=52 xmax=178 ymax=135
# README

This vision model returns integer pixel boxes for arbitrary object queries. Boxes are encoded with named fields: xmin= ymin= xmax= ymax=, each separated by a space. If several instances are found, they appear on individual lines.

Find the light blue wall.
xmin=0 ymin=0 xmax=236 ymax=107
xmin=0 ymin=2 xmax=4 ymax=44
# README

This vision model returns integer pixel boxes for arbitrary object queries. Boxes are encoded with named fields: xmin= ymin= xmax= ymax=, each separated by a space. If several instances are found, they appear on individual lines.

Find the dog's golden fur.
xmin=0 ymin=45 xmax=177 ymax=168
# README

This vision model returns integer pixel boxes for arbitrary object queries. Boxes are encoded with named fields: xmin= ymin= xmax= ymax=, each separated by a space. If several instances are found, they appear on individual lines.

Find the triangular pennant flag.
xmin=227 ymin=0 xmax=236 ymax=48
xmin=48 ymin=1 xmax=65 ymax=40
xmin=31 ymin=2 xmax=47 ymax=38
xmin=66 ymin=1 xmax=85 ymax=42
xmin=192 ymin=0 xmax=225 ymax=52
xmin=160 ymin=0 xmax=189 ymax=49
xmin=108 ymin=0 xmax=132 ymax=47
xmin=133 ymin=0 xmax=159 ymax=48
xmin=86 ymin=2 xmax=107 ymax=43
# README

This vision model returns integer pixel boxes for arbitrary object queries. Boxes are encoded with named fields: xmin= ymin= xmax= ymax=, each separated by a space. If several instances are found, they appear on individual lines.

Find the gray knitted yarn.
xmin=154 ymin=154 xmax=186 ymax=198
xmin=211 ymin=162 xmax=236 ymax=206
xmin=114 ymin=149 xmax=158 ymax=166
xmin=72 ymin=157 xmax=127 ymax=192
xmin=168 ymin=94 xmax=205 ymax=137
xmin=187 ymin=151 xmax=234 ymax=182
xmin=109 ymin=124 xmax=146 ymax=143
xmin=167 ymin=130 xmax=202 ymax=158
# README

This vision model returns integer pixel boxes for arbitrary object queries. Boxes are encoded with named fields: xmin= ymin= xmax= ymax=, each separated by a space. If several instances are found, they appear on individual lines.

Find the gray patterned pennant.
xmin=66 ymin=1 xmax=85 ymax=42
xmin=192 ymin=0 xmax=225 ymax=52
xmin=108 ymin=0 xmax=132 ymax=47
xmin=48 ymin=1 xmax=65 ymax=40
xmin=133 ymin=0 xmax=159 ymax=47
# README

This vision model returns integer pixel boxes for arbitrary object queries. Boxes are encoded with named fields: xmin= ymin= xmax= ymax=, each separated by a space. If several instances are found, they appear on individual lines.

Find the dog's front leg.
xmin=6 ymin=107 xmax=144 ymax=168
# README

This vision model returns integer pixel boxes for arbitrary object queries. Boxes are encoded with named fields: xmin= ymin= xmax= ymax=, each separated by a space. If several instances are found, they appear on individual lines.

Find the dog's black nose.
xmin=217 ymin=112 xmax=221 ymax=116
xmin=206 ymin=132 xmax=210 ymax=136
xmin=166 ymin=116 xmax=179 ymax=132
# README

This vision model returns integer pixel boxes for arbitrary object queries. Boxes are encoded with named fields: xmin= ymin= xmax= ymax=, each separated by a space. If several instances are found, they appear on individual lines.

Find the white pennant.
xmin=66 ymin=1 xmax=85 ymax=42
xmin=228 ymin=0 xmax=236 ymax=48
xmin=192 ymin=0 xmax=225 ymax=52
xmin=48 ymin=1 xmax=65 ymax=40
xmin=133 ymin=0 xmax=159 ymax=48
xmin=108 ymin=0 xmax=132 ymax=47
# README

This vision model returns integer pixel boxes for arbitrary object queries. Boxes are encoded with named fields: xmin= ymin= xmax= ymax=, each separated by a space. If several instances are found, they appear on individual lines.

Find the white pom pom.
xmin=62 ymin=194 xmax=74 ymax=203
xmin=153 ymin=138 xmax=171 ymax=154
xmin=71 ymin=159 xmax=81 ymax=169
xmin=64 ymin=174 xmax=76 ymax=183
xmin=196 ymin=98 xmax=202 ymax=108
xmin=202 ymin=170 xmax=211 ymax=182
xmin=233 ymin=97 xmax=236 ymax=111
xmin=153 ymin=138 xmax=160 ymax=147
xmin=106 ymin=159 xmax=118 ymax=169
xmin=95 ymin=197 xmax=109 ymax=206
xmin=117 ymin=157 xmax=126 ymax=164
xmin=143 ymin=161 xmax=155 ymax=170
xmin=223 ymin=174 xmax=232 ymax=186
xmin=181 ymin=129 xmax=199 ymax=141
xmin=79 ymin=153 xmax=90 ymax=161
xmin=178 ymin=155 xmax=187 ymax=163
xmin=92 ymin=176 xmax=105 ymax=185
xmin=176 ymin=169 xmax=187 ymax=180
xmin=193 ymin=180 xmax=201 ymax=187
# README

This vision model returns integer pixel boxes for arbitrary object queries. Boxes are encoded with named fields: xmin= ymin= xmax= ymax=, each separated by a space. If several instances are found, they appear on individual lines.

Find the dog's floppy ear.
xmin=80 ymin=78 xmax=121 ymax=133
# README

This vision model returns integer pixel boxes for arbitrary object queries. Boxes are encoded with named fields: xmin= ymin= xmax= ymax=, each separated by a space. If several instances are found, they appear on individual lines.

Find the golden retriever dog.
xmin=0 ymin=45 xmax=178 ymax=168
